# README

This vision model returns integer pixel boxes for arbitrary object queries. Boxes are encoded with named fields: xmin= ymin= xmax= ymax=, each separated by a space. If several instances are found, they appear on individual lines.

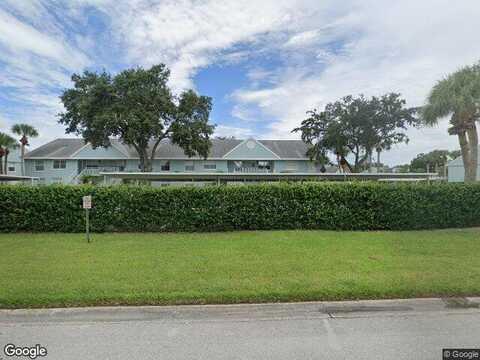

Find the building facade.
xmin=447 ymin=150 xmax=480 ymax=182
xmin=3 ymin=148 xmax=22 ymax=176
xmin=24 ymin=138 xmax=320 ymax=185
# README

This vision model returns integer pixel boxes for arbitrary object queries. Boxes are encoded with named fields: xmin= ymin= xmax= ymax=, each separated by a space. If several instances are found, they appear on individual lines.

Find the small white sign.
xmin=82 ymin=195 xmax=92 ymax=209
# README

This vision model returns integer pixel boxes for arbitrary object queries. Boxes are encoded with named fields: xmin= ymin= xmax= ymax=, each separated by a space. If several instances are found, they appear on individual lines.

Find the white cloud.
xmin=284 ymin=29 xmax=320 ymax=48
xmin=232 ymin=0 xmax=480 ymax=164
xmin=231 ymin=104 xmax=262 ymax=123
xmin=105 ymin=0 xmax=330 ymax=91
xmin=214 ymin=125 xmax=253 ymax=139
xmin=0 ymin=4 xmax=92 ymax=148
xmin=1 ymin=0 xmax=479 ymax=165
xmin=0 ymin=9 xmax=89 ymax=70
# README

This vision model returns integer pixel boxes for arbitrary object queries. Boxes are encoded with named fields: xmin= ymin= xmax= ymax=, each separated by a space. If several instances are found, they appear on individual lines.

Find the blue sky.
xmin=0 ymin=0 xmax=479 ymax=165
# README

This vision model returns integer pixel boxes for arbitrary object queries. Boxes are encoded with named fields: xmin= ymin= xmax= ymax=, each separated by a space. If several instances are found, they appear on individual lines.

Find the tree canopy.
xmin=293 ymin=93 xmax=418 ymax=172
xmin=421 ymin=62 xmax=480 ymax=182
xmin=0 ymin=132 xmax=18 ymax=174
xmin=58 ymin=64 xmax=215 ymax=172
xmin=409 ymin=149 xmax=460 ymax=173
xmin=11 ymin=124 xmax=38 ymax=145
xmin=11 ymin=123 xmax=38 ymax=175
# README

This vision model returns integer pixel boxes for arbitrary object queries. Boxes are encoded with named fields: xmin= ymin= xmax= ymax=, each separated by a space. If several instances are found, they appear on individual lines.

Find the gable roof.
xmin=25 ymin=138 xmax=86 ymax=159
xmin=25 ymin=138 xmax=311 ymax=160
xmin=71 ymin=142 xmax=130 ymax=159
xmin=223 ymin=138 xmax=281 ymax=160
xmin=259 ymin=140 xmax=309 ymax=159
xmin=447 ymin=150 xmax=480 ymax=167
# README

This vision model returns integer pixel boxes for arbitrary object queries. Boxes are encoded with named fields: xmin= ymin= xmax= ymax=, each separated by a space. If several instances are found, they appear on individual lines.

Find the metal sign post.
xmin=82 ymin=195 xmax=92 ymax=243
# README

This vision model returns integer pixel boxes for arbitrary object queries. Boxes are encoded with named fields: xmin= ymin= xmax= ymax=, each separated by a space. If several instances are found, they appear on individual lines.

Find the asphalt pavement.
xmin=0 ymin=297 xmax=479 ymax=360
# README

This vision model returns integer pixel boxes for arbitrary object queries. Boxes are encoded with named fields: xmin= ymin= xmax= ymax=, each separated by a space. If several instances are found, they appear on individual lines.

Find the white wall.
xmin=448 ymin=165 xmax=480 ymax=182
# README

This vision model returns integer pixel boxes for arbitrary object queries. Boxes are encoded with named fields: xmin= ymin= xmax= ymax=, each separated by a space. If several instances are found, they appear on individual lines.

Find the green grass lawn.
xmin=1 ymin=229 xmax=479 ymax=308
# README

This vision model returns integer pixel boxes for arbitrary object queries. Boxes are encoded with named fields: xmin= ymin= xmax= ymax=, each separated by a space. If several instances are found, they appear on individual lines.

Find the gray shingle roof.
xmin=25 ymin=138 xmax=310 ymax=159
xmin=447 ymin=150 xmax=480 ymax=167
xmin=259 ymin=140 xmax=309 ymax=159
xmin=25 ymin=138 xmax=86 ymax=158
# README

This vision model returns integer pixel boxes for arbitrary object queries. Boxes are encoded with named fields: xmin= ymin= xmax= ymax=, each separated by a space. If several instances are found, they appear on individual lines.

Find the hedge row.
xmin=1 ymin=182 xmax=480 ymax=232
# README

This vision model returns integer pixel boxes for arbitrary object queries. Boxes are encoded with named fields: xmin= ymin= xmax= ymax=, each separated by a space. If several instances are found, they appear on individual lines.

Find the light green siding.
xmin=23 ymin=138 xmax=321 ymax=184
xmin=125 ymin=160 xmax=139 ymax=171
xmin=72 ymin=144 xmax=128 ymax=159
xmin=274 ymin=160 xmax=318 ymax=173
xmin=151 ymin=160 xmax=228 ymax=172
xmin=447 ymin=164 xmax=480 ymax=182
xmin=25 ymin=159 xmax=78 ymax=184
xmin=224 ymin=140 xmax=278 ymax=160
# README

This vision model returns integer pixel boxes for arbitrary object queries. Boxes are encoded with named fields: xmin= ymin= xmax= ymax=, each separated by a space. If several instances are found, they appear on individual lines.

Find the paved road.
xmin=0 ymin=298 xmax=479 ymax=360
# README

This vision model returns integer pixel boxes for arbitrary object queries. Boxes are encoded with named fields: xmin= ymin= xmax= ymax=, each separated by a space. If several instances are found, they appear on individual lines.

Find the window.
xmin=35 ymin=160 xmax=44 ymax=171
xmin=203 ymin=162 xmax=216 ymax=170
xmin=160 ymin=161 xmax=170 ymax=171
xmin=185 ymin=161 xmax=194 ymax=171
xmin=258 ymin=161 xmax=271 ymax=170
xmin=8 ymin=166 xmax=15 ymax=172
xmin=53 ymin=160 xmax=66 ymax=169
xmin=283 ymin=161 xmax=298 ymax=172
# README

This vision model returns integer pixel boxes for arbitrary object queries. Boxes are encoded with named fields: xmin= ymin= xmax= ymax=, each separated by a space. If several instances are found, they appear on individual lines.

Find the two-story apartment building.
xmin=24 ymin=137 xmax=320 ymax=185
xmin=3 ymin=148 xmax=22 ymax=176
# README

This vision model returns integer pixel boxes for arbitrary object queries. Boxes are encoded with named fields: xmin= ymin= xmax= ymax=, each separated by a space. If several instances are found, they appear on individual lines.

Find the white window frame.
xmin=185 ymin=161 xmax=194 ymax=171
xmin=160 ymin=161 xmax=170 ymax=171
xmin=53 ymin=159 xmax=67 ymax=169
xmin=35 ymin=160 xmax=45 ymax=171
xmin=257 ymin=161 xmax=271 ymax=170
xmin=203 ymin=162 xmax=216 ymax=170
xmin=283 ymin=161 xmax=298 ymax=172
xmin=8 ymin=165 xmax=15 ymax=172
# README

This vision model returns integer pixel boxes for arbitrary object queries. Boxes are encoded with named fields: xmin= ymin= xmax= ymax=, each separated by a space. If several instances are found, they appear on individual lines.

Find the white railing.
xmin=82 ymin=166 xmax=123 ymax=176
xmin=233 ymin=167 xmax=272 ymax=173
xmin=71 ymin=167 xmax=124 ymax=184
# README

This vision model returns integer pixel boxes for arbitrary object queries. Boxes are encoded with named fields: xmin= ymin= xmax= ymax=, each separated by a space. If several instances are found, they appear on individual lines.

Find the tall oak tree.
xmin=59 ymin=64 xmax=215 ymax=172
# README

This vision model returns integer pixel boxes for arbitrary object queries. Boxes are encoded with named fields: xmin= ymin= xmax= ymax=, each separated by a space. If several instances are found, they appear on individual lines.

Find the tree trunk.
xmin=20 ymin=144 xmax=25 ymax=176
xmin=466 ymin=124 xmax=478 ymax=182
xmin=143 ymin=158 xmax=153 ymax=172
xmin=132 ymin=143 xmax=154 ymax=173
xmin=0 ymin=146 xmax=4 ymax=175
xmin=139 ymin=159 xmax=146 ymax=172
xmin=457 ymin=131 xmax=473 ymax=182
xmin=4 ymin=150 xmax=9 ymax=174
xmin=368 ymin=150 xmax=373 ymax=173
xmin=144 ymin=148 xmax=151 ymax=172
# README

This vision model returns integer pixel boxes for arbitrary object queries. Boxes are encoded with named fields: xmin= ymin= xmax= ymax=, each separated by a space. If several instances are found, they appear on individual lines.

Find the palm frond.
xmin=421 ymin=62 xmax=480 ymax=126
xmin=11 ymin=123 xmax=39 ymax=137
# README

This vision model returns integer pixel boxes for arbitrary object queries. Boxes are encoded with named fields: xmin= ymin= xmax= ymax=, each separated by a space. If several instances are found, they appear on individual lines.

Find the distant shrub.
xmin=0 ymin=182 xmax=479 ymax=233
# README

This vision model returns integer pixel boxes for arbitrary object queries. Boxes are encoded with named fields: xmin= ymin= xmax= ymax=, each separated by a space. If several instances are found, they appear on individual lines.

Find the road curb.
xmin=0 ymin=297 xmax=479 ymax=324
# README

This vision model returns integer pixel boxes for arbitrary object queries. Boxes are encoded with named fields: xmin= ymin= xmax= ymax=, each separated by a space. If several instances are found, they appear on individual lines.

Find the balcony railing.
xmin=81 ymin=166 xmax=124 ymax=176
xmin=233 ymin=167 xmax=272 ymax=173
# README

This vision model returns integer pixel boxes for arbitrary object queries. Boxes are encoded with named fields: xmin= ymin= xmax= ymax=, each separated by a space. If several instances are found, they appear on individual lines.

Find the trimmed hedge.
xmin=0 ymin=182 xmax=479 ymax=232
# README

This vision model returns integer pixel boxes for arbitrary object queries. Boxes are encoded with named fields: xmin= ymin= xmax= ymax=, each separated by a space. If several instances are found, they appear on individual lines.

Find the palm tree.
xmin=11 ymin=124 xmax=39 ymax=176
xmin=422 ymin=63 xmax=480 ymax=182
xmin=0 ymin=133 xmax=5 ymax=175
xmin=0 ymin=133 xmax=19 ymax=174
